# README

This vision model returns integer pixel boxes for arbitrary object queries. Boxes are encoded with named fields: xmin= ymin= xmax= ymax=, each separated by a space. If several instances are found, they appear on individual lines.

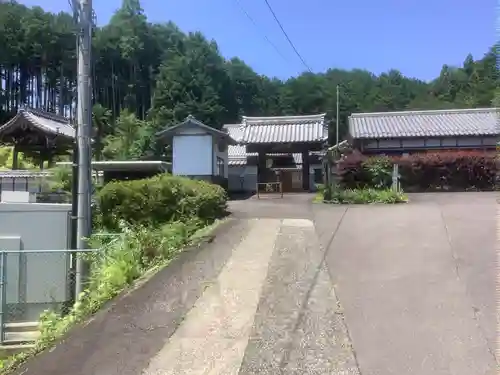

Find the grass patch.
xmin=0 ymin=218 xmax=227 ymax=374
xmin=324 ymin=188 xmax=408 ymax=204
xmin=312 ymin=191 xmax=324 ymax=203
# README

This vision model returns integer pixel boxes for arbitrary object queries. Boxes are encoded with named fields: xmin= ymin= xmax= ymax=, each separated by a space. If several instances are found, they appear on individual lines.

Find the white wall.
xmin=172 ymin=133 xmax=213 ymax=176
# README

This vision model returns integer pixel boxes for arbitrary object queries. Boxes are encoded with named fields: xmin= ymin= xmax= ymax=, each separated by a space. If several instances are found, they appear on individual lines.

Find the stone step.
xmin=2 ymin=321 xmax=40 ymax=345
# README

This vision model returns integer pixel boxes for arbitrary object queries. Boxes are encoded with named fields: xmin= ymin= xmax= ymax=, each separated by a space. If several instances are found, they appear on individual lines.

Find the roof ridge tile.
xmin=350 ymin=107 xmax=499 ymax=118
xmin=349 ymin=107 xmax=500 ymax=139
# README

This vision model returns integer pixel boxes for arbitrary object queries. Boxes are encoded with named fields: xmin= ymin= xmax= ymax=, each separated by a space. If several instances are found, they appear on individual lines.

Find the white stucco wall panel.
xmin=172 ymin=134 xmax=213 ymax=176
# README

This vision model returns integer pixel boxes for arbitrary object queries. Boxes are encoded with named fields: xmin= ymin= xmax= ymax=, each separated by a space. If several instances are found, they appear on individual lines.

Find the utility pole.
xmin=336 ymin=84 xmax=340 ymax=147
xmin=73 ymin=0 xmax=93 ymax=297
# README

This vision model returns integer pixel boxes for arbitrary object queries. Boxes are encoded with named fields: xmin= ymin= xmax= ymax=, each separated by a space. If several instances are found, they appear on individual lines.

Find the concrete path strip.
xmin=142 ymin=218 xmax=281 ymax=375
xmin=237 ymin=217 xmax=358 ymax=375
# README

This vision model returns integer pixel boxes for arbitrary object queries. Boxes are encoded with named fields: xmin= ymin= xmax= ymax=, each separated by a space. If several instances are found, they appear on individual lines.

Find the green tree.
xmin=92 ymin=103 xmax=112 ymax=160
xmin=102 ymin=110 xmax=149 ymax=160
xmin=150 ymin=32 xmax=236 ymax=130
xmin=0 ymin=0 xmax=497 ymax=163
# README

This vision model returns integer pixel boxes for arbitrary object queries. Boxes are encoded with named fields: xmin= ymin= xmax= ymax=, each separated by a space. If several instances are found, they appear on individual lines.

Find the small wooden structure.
xmin=238 ymin=114 xmax=328 ymax=191
xmin=0 ymin=108 xmax=75 ymax=169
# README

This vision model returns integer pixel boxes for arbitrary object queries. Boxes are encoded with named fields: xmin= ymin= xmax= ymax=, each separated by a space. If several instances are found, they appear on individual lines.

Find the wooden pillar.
xmin=11 ymin=145 xmax=19 ymax=170
xmin=302 ymin=150 xmax=310 ymax=191
xmin=39 ymin=151 xmax=45 ymax=170
xmin=47 ymin=153 xmax=54 ymax=168
xmin=257 ymin=151 xmax=266 ymax=184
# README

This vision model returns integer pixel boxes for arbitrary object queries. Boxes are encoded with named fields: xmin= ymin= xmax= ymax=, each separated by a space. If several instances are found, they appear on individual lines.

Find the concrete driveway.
xmin=231 ymin=192 xmax=497 ymax=375
xmin=11 ymin=192 xmax=497 ymax=375
xmin=316 ymin=192 xmax=497 ymax=375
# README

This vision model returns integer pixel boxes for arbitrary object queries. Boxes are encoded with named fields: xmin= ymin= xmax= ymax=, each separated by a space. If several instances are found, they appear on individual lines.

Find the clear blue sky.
xmin=23 ymin=0 xmax=497 ymax=81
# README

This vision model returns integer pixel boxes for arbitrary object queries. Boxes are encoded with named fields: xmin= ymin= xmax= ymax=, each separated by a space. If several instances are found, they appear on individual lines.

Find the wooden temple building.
xmin=0 ymin=108 xmax=76 ymax=169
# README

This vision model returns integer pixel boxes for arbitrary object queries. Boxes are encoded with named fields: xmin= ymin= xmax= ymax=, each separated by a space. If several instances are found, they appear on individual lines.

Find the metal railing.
xmin=256 ymin=182 xmax=283 ymax=199
xmin=0 ymin=248 xmax=98 ymax=344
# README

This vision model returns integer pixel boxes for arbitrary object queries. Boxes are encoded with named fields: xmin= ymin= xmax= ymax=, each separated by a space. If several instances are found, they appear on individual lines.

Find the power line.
xmin=232 ymin=0 xmax=289 ymax=63
xmin=262 ymin=0 xmax=313 ymax=73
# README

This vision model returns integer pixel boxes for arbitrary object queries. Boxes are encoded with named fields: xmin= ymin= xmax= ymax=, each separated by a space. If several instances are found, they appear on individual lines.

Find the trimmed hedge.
xmin=96 ymin=174 xmax=228 ymax=230
xmin=338 ymin=150 xmax=498 ymax=191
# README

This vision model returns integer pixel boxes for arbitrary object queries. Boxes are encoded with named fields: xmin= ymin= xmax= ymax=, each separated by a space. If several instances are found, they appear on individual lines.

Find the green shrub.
xmin=325 ymin=188 xmax=408 ymax=204
xmin=362 ymin=156 xmax=392 ymax=188
xmin=96 ymin=174 xmax=227 ymax=230
xmin=45 ymin=166 xmax=72 ymax=193
xmin=315 ymin=183 xmax=325 ymax=192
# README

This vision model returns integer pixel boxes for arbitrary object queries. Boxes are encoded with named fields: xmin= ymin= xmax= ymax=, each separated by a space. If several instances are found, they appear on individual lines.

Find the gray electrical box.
xmin=0 ymin=203 xmax=72 ymax=322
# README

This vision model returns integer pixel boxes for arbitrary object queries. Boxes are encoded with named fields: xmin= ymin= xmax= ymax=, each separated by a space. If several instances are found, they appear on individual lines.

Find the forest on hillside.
xmin=0 ymin=0 xmax=498 ymax=161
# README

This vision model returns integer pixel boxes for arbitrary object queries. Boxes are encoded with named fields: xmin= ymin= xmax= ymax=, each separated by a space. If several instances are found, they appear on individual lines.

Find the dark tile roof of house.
xmin=349 ymin=108 xmax=500 ymax=139
xmin=223 ymin=122 xmax=322 ymax=166
xmin=239 ymin=114 xmax=328 ymax=144
xmin=0 ymin=108 xmax=75 ymax=139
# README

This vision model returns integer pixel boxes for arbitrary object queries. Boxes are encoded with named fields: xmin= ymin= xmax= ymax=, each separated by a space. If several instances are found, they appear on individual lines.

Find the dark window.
xmin=314 ymin=168 xmax=323 ymax=184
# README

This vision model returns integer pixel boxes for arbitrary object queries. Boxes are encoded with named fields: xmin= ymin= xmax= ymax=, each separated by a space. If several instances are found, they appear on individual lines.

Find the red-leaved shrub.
xmin=337 ymin=150 xmax=498 ymax=191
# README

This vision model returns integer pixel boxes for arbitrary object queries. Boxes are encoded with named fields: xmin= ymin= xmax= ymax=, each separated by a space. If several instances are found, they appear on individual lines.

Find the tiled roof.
xmin=157 ymin=115 xmax=237 ymax=145
xmin=349 ymin=108 xmax=500 ymax=139
xmin=0 ymin=108 xmax=75 ymax=139
xmin=224 ymin=121 xmax=321 ymax=166
xmin=223 ymin=124 xmax=256 ymax=162
xmin=239 ymin=114 xmax=328 ymax=144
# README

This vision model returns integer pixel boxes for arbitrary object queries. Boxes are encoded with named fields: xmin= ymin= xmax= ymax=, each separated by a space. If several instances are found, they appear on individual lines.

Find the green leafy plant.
xmin=96 ymin=174 xmax=228 ymax=230
xmin=44 ymin=166 xmax=72 ymax=193
xmin=362 ymin=156 xmax=392 ymax=188
xmin=0 ymin=147 xmax=35 ymax=170
xmin=315 ymin=183 xmax=325 ymax=192
xmin=324 ymin=188 xmax=408 ymax=204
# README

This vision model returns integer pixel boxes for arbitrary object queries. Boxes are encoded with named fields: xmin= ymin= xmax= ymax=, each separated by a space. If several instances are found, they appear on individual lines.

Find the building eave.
xmin=157 ymin=115 xmax=237 ymax=145
xmin=0 ymin=108 xmax=75 ymax=141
